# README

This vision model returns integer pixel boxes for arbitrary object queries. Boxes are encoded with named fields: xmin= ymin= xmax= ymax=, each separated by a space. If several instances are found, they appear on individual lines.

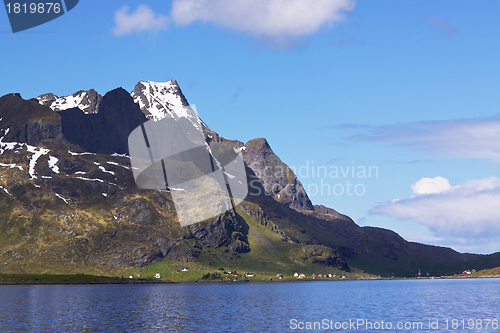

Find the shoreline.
xmin=1 ymin=273 xmax=498 ymax=286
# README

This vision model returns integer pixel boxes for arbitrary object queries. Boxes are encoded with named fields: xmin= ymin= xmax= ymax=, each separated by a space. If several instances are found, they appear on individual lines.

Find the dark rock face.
xmin=231 ymin=240 xmax=251 ymax=253
xmin=187 ymin=210 xmax=245 ymax=248
xmin=0 ymin=94 xmax=64 ymax=145
xmin=242 ymin=138 xmax=314 ymax=211
xmin=87 ymin=247 xmax=164 ymax=268
xmin=59 ymin=88 xmax=148 ymax=155
xmin=12 ymin=120 xmax=64 ymax=146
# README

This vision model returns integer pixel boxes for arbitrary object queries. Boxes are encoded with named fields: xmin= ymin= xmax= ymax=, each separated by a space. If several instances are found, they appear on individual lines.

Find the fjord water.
xmin=0 ymin=279 xmax=499 ymax=332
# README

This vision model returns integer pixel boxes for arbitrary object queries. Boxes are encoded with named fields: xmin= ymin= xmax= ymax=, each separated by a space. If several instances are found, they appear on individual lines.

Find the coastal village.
xmin=119 ymin=266 xmax=490 ymax=283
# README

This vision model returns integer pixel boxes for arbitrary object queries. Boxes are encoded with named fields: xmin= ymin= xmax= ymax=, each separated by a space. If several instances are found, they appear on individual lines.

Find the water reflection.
xmin=0 ymin=279 xmax=499 ymax=332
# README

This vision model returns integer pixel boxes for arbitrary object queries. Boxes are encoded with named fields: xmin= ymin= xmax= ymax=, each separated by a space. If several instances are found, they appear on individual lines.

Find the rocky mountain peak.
xmin=37 ymin=89 xmax=102 ymax=114
xmin=131 ymin=80 xmax=213 ymax=134
xmin=242 ymin=138 xmax=314 ymax=212
xmin=131 ymin=80 xmax=189 ymax=121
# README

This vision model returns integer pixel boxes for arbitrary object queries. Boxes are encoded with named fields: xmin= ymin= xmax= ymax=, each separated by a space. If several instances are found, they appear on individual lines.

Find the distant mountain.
xmin=1 ymin=82 xmax=500 ymax=278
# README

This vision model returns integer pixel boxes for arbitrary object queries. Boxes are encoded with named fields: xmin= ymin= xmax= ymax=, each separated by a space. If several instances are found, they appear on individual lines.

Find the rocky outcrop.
xmin=299 ymin=245 xmax=349 ymax=270
xmin=187 ymin=210 xmax=247 ymax=248
xmin=0 ymin=93 xmax=64 ymax=145
xmin=314 ymin=204 xmax=339 ymax=216
xmin=242 ymin=138 xmax=314 ymax=211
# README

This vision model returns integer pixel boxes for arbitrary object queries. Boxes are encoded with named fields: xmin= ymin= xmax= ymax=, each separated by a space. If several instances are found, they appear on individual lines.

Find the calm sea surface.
xmin=0 ymin=278 xmax=499 ymax=332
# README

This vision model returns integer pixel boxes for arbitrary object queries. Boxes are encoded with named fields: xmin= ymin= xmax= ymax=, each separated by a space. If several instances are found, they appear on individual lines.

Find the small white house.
xmin=246 ymin=273 xmax=254 ymax=277
xmin=294 ymin=272 xmax=299 ymax=277
xmin=182 ymin=268 xmax=189 ymax=272
xmin=155 ymin=273 xmax=161 ymax=279
xmin=128 ymin=275 xmax=133 ymax=279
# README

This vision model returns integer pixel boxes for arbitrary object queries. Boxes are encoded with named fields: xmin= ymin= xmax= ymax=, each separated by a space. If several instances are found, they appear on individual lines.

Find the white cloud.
xmin=371 ymin=176 xmax=500 ymax=241
xmin=410 ymin=176 xmax=453 ymax=196
xmin=341 ymin=117 xmax=500 ymax=162
xmin=112 ymin=5 xmax=169 ymax=37
xmin=170 ymin=0 xmax=355 ymax=38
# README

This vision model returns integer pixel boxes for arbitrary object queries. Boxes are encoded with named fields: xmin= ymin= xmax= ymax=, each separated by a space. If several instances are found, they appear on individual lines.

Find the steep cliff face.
xmin=187 ymin=210 xmax=250 ymax=254
xmin=59 ymin=88 xmax=148 ymax=155
xmin=0 ymin=94 xmax=64 ymax=146
xmin=242 ymin=138 xmax=314 ymax=211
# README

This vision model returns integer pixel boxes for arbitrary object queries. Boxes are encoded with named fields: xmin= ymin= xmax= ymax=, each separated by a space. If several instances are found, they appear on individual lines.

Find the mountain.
xmin=1 ymin=81 xmax=500 ymax=279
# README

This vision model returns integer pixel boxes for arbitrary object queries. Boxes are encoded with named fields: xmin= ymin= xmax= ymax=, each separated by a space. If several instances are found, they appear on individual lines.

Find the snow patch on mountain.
xmin=0 ymin=162 xmax=23 ymax=170
xmin=111 ymin=153 xmax=129 ymax=158
xmin=55 ymin=193 xmax=70 ymax=204
xmin=75 ymin=176 xmax=104 ymax=183
xmin=1 ymin=128 xmax=53 ymax=178
xmin=131 ymin=80 xmax=212 ymax=133
xmin=37 ymin=90 xmax=102 ymax=114
xmin=69 ymin=150 xmax=95 ymax=156
xmin=48 ymin=156 xmax=59 ymax=173
xmin=107 ymin=161 xmax=131 ymax=170
xmin=0 ymin=185 xmax=10 ymax=195
xmin=99 ymin=165 xmax=115 ymax=176
xmin=132 ymin=80 xmax=188 ymax=121
xmin=0 ymin=129 xmax=17 ymax=155
xmin=27 ymin=145 xmax=50 ymax=179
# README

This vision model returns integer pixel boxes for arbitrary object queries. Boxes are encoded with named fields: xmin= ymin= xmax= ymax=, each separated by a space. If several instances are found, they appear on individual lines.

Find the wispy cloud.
xmin=335 ymin=116 xmax=500 ymax=162
xmin=383 ymin=159 xmax=435 ymax=165
xmin=112 ymin=5 xmax=169 ymax=37
xmin=335 ymin=36 xmax=364 ymax=47
xmin=421 ymin=16 xmax=458 ymax=37
xmin=171 ymin=0 xmax=355 ymax=44
xmin=371 ymin=176 xmax=500 ymax=250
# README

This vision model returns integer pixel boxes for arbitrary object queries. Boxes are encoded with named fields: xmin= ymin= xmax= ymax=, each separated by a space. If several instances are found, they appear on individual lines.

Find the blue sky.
xmin=1 ymin=0 xmax=499 ymax=254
